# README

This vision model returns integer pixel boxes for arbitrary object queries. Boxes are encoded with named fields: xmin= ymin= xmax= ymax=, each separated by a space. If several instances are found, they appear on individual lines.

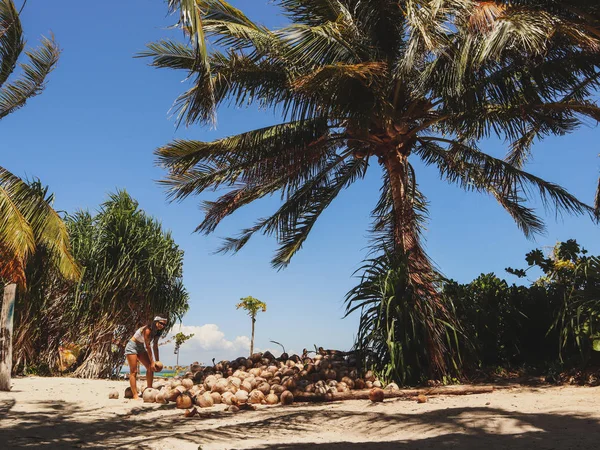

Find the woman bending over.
xmin=124 ymin=315 xmax=167 ymax=399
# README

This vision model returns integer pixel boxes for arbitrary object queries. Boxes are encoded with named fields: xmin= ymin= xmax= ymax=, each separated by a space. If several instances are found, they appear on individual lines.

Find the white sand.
xmin=1 ymin=376 xmax=599 ymax=449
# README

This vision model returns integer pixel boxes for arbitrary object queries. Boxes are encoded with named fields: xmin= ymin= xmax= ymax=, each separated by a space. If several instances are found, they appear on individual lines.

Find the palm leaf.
xmin=0 ymin=36 xmax=59 ymax=120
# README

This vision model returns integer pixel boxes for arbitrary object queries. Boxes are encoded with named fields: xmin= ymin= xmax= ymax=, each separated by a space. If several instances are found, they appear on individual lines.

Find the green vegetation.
xmin=0 ymin=0 xmax=79 ymax=391
xmin=153 ymin=0 xmax=600 ymax=381
xmin=236 ymin=296 xmax=267 ymax=356
xmin=12 ymin=190 xmax=189 ymax=378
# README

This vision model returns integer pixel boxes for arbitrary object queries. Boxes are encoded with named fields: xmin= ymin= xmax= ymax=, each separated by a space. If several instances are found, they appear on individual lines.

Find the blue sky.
xmin=3 ymin=1 xmax=599 ymax=365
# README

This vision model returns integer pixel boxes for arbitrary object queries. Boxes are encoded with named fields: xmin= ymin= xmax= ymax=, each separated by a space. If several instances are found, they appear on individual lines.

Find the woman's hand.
xmin=150 ymin=362 xmax=157 ymax=373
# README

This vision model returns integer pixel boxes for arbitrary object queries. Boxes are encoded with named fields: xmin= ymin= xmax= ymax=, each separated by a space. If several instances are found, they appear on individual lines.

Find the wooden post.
xmin=0 ymin=283 xmax=17 ymax=391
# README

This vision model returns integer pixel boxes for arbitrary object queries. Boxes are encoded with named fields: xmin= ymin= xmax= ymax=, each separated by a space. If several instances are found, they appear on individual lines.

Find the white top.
xmin=132 ymin=326 xmax=147 ymax=344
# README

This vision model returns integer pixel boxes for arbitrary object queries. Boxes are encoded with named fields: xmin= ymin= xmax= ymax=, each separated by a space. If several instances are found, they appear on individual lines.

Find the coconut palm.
xmin=236 ymin=296 xmax=267 ymax=356
xmin=0 ymin=0 xmax=78 ymax=391
xmin=146 ymin=0 xmax=600 ymax=377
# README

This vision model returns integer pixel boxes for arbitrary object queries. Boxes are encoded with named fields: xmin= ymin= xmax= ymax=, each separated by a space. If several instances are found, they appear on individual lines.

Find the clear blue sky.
xmin=3 ymin=1 xmax=599 ymax=365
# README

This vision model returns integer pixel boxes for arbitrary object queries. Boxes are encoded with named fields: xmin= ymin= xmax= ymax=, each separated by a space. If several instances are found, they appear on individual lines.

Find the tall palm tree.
xmin=236 ymin=296 xmax=267 ymax=356
xmin=0 ymin=0 xmax=78 ymax=391
xmin=146 ymin=0 xmax=600 ymax=376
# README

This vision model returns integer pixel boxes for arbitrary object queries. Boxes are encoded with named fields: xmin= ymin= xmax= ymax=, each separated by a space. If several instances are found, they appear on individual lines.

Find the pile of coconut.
xmin=113 ymin=349 xmax=396 ymax=410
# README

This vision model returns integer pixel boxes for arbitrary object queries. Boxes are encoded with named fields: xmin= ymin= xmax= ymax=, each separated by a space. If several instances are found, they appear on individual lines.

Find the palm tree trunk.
xmin=250 ymin=316 xmax=255 ymax=356
xmin=0 ymin=283 xmax=17 ymax=391
xmin=382 ymin=148 xmax=448 ymax=376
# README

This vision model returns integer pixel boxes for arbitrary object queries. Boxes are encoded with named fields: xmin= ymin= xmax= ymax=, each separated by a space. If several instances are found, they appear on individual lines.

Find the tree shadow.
xmin=1 ymin=398 xmax=599 ymax=449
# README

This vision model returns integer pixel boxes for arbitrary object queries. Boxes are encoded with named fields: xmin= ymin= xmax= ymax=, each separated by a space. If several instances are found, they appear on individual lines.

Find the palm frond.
xmin=0 ymin=0 xmax=24 ymax=88
xmin=0 ymin=36 xmax=59 ymax=120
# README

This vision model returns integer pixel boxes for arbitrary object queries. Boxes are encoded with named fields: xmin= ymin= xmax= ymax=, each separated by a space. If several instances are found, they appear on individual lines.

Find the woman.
xmin=124 ymin=315 xmax=167 ymax=399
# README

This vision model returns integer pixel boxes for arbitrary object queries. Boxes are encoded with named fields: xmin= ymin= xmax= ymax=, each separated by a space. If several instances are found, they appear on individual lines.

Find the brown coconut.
xmin=203 ymin=375 xmax=217 ymax=390
xmin=210 ymin=392 xmax=222 ymax=404
xmin=181 ymin=379 xmax=194 ymax=390
xmin=143 ymin=388 xmax=157 ymax=403
xmin=369 ymin=388 xmax=384 ymax=403
xmin=167 ymin=389 xmax=181 ymax=402
xmin=282 ymin=377 xmax=296 ymax=390
xmin=154 ymin=361 xmax=164 ymax=372
xmin=235 ymin=389 xmax=249 ymax=404
xmin=124 ymin=387 xmax=138 ymax=399
xmin=266 ymin=392 xmax=279 ymax=405
xmin=221 ymin=391 xmax=235 ymax=405
xmin=249 ymin=390 xmax=265 ymax=404
xmin=197 ymin=392 xmax=214 ymax=408
xmin=280 ymin=390 xmax=294 ymax=405
xmin=354 ymin=378 xmax=366 ymax=390
xmin=364 ymin=370 xmax=376 ymax=382
xmin=341 ymin=377 xmax=355 ymax=389
xmin=212 ymin=378 xmax=228 ymax=394
xmin=155 ymin=391 xmax=168 ymax=404
xmin=257 ymin=382 xmax=271 ymax=395
xmin=108 ymin=390 xmax=119 ymax=399
xmin=271 ymin=384 xmax=285 ymax=395
xmin=416 ymin=394 xmax=428 ymax=404
xmin=176 ymin=393 xmax=194 ymax=409
xmin=240 ymin=380 xmax=253 ymax=393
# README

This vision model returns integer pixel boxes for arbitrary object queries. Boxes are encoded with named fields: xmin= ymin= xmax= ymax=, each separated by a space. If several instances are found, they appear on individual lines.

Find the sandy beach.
xmin=1 ymin=377 xmax=599 ymax=449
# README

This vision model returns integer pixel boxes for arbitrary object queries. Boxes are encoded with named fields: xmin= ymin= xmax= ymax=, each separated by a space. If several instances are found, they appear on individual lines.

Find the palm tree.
xmin=236 ymin=296 xmax=267 ymax=356
xmin=0 ymin=0 xmax=79 ymax=391
xmin=145 ymin=0 xmax=600 ymax=377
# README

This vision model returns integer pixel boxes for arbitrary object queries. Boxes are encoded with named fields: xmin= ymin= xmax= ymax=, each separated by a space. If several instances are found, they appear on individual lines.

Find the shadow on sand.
xmin=1 ymin=396 xmax=599 ymax=449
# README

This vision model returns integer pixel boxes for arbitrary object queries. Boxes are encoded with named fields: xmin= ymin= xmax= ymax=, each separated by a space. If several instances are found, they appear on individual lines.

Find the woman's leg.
xmin=137 ymin=351 xmax=153 ymax=389
xmin=127 ymin=354 xmax=140 ymax=399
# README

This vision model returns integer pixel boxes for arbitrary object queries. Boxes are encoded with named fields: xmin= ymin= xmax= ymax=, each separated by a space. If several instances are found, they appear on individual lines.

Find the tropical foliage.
xmin=12 ymin=191 xmax=189 ymax=378
xmin=0 ymin=0 xmax=79 ymax=391
xmin=445 ymin=240 xmax=600 ymax=374
xmin=148 ymin=0 xmax=600 ymax=380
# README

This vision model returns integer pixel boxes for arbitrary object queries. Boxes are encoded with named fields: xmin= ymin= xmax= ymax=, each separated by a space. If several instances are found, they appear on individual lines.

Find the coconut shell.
xmin=341 ymin=377 xmax=355 ymax=389
xmin=282 ymin=377 xmax=296 ymax=390
xmin=109 ymin=390 xmax=119 ymax=399
xmin=228 ymin=377 xmax=242 ymax=389
xmin=385 ymin=382 xmax=400 ymax=391
xmin=266 ymin=392 xmax=279 ymax=405
xmin=167 ymin=389 xmax=181 ymax=402
xmin=249 ymin=389 xmax=265 ymax=404
xmin=280 ymin=390 xmax=294 ymax=406
xmin=235 ymin=389 xmax=249 ymax=404
xmin=354 ymin=379 xmax=366 ymax=390
xmin=143 ymin=388 xmax=157 ymax=403
xmin=212 ymin=378 xmax=228 ymax=394
xmin=271 ymin=384 xmax=285 ymax=395
xmin=154 ymin=361 xmax=164 ymax=372
xmin=249 ymin=368 xmax=262 ymax=377
xmin=373 ymin=380 xmax=382 ymax=388
xmin=203 ymin=375 xmax=217 ymax=390
xmin=124 ymin=387 xmax=137 ymax=399
xmin=210 ymin=392 xmax=222 ymax=404
xmin=155 ymin=392 xmax=168 ymax=404
xmin=176 ymin=393 xmax=194 ymax=409
xmin=197 ymin=392 xmax=214 ymax=408
xmin=365 ymin=370 xmax=376 ymax=382
xmin=369 ymin=388 xmax=384 ymax=403
xmin=240 ymin=380 xmax=253 ymax=393
xmin=221 ymin=391 xmax=235 ymax=405
xmin=257 ymin=382 xmax=271 ymax=395
xmin=182 ymin=379 xmax=194 ymax=390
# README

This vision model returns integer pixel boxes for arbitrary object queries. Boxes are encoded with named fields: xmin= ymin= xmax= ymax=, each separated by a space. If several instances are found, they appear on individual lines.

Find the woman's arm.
xmin=153 ymin=336 xmax=160 ymax=362
xmin=144 ymin=328 xmax=155 ymax=368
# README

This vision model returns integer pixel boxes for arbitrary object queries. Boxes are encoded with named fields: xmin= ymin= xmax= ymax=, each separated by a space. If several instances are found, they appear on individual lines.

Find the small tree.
xmin=173 ymin=332 xmax=193 ymax=367
xmin=236 ymin=296 xmax=266 ymax=356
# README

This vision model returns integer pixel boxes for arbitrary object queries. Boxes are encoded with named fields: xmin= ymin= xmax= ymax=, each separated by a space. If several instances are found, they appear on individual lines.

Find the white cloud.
xmin=158 ymin=324 xmax=250 ymax=366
